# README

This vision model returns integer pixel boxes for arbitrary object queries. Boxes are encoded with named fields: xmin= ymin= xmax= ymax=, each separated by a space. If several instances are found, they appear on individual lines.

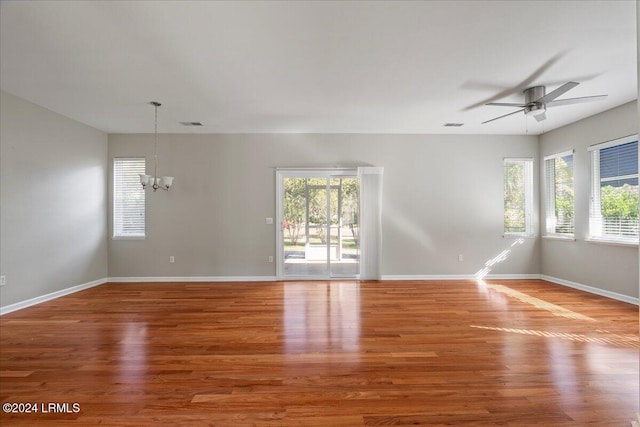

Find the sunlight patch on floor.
xmin=477 ymin=281 xmax=596 ymax=322
xmin=470 ymin=325 xmax=638 ymax=349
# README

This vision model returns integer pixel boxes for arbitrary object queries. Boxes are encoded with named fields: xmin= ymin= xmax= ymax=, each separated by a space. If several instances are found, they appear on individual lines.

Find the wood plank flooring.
xmin=0 ymin=279 xmax=638 ymax=426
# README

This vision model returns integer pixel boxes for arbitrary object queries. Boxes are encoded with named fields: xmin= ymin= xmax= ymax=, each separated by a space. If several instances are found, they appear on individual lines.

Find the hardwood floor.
xmin=0 ymin=279 xmax=637 ymax=426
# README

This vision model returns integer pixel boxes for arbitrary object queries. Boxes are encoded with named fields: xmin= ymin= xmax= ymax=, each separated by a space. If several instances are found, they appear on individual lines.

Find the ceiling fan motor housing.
xmin=524 ymin=86 xmax=546 ymax=116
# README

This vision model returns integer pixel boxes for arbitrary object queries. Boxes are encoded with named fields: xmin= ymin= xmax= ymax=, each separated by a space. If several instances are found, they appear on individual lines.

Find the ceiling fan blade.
xmin=534 ymin=112 xmax=547 ymax=122
xmin=541 ymin=73 xmax=602 ymax=87
xmin=546 ymin=94 xmax=608 ymax=108
xmin=536 ymin=82 xmax=579 ymax=103
xmin=482 ymin=109 xmax=525 ymax=124
xmin=486 ymin=102 xmax=526 ymax=107
xmin=462 ymin=51 xmax=567 ymax=110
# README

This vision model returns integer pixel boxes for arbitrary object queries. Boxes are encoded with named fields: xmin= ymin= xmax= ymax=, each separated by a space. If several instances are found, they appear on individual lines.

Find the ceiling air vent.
xmin=443 ymin=123 xmax=464 ymax=127
xmin=180 ymin=121 xmax=203 ymax=127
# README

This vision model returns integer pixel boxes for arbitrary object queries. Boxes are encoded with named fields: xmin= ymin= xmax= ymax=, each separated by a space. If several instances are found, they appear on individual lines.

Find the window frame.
xmin=113 ymin=157 xmax=146 ymax=240
xmin=544 ymin=150 xmax=575 ymax=238
xmin=588 ymin=134 xmax=639 ymax=245
xmin=503 ymin=157 xmax=534 ymax=238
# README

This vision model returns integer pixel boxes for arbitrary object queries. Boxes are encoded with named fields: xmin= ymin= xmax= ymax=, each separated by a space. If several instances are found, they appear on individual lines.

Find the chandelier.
xmin=139 ymin=101 xmax=174 ymax=192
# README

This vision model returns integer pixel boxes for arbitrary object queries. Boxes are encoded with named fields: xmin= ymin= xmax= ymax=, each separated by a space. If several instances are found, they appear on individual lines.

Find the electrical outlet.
xmin=169 ymin=256 xmax=175 ymax=263
xmin=458 ymin=254 xmax=464 ymax=262
xmin=0 ymin=276 xmax=6 ymax=286
xmin=266 ymin=217 xmax=273 ymax=225
xmin=268 ymin=256 xmax=274 ymax=263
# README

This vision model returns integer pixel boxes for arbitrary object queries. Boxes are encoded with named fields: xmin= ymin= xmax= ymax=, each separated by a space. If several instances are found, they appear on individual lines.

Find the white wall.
xmin=0 ymin=91 xmax=108 ymax=307
xmin=539 ymin=101 xmax=638 ymax=299
xmin=108 ymin=133 xmax=540 ymax=279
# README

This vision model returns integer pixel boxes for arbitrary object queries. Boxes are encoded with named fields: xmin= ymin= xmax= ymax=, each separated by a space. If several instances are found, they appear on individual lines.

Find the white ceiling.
xmin=0 ymin=0 xmax=637 ymax=135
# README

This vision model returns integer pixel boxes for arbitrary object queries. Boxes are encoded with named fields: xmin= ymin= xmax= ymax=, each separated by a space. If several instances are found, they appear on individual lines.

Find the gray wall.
xmin=539 ymin=101 xmax=638 ymax=298
xmin=4 ymin=89 xmax=636 ymax=308
xmin=0 ymin=91 xmax=108 ymax=306
xmin=108 ymin=133 xmax=540 ymax=279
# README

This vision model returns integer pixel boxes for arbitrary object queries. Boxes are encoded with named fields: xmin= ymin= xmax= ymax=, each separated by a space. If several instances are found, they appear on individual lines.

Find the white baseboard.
xmin=0 ymin=277 xmax=108 ymax=315
xmin=108 ymin=276 xmax=277 ymax=283
xmin=380 ymin=274 xmax=541 ymax=281
xmin=540 ymin=275 xmax=639 ymax=305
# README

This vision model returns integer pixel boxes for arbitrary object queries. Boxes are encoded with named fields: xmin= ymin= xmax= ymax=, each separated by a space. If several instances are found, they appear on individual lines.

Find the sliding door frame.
xmin=276 ymin=168 xmax=359 ymax=280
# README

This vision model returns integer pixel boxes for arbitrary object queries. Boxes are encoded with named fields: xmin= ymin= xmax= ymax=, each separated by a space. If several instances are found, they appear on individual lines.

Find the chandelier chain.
xmin=154 ymin=102 xmax=159 ymax=179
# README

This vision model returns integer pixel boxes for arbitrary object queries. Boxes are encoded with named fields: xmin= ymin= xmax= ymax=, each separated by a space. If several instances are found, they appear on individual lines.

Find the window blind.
xmin=113 ymin=157 xmax=146 ymax=238
xmin=544 ymin=151 xmax=574 ymax=235
xmin=589 ymin=136 xmax=638 ymax=243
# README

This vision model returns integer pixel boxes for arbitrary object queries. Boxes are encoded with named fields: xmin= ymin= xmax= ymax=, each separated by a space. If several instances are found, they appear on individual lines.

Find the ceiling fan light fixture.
xmin=525 ymin=104 xmax=546 ymax=116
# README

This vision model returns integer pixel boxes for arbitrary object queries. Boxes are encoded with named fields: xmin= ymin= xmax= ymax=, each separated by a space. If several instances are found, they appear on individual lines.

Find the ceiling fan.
xmin=482 ymin=82 xmax=607 ymax=124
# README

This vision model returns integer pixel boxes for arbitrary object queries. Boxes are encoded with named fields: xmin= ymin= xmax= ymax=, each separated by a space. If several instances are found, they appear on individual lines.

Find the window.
xmin=504 ymin=158 xmax=533 ymax=236
xmin=589 ymin=135 xmax=638 ymax=244
xmin=113 ymin=157 xmax=146 ymax=238
xmin=544 ymin=150 xmax=574 ymax=236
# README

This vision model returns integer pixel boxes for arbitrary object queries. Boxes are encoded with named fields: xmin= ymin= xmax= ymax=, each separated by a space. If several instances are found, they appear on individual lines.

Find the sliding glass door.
xmin=277 ymin=171 xmax=360 ymax=279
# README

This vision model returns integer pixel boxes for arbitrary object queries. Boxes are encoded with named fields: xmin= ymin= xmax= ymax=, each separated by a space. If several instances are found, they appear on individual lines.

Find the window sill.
xmin=112 ymin=236 xmax=146 ymax=241
xmin=542 ymin=235 xmax=575 ymax=242
xmin=585 ymin=237 xmax=638 ymax=247
xmin=503 ymin=233 xmax=536 ymax=239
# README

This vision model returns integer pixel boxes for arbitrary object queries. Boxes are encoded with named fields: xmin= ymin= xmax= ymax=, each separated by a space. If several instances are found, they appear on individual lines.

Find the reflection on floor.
xmin=284 ymin=282 xmax=361 ymax=356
